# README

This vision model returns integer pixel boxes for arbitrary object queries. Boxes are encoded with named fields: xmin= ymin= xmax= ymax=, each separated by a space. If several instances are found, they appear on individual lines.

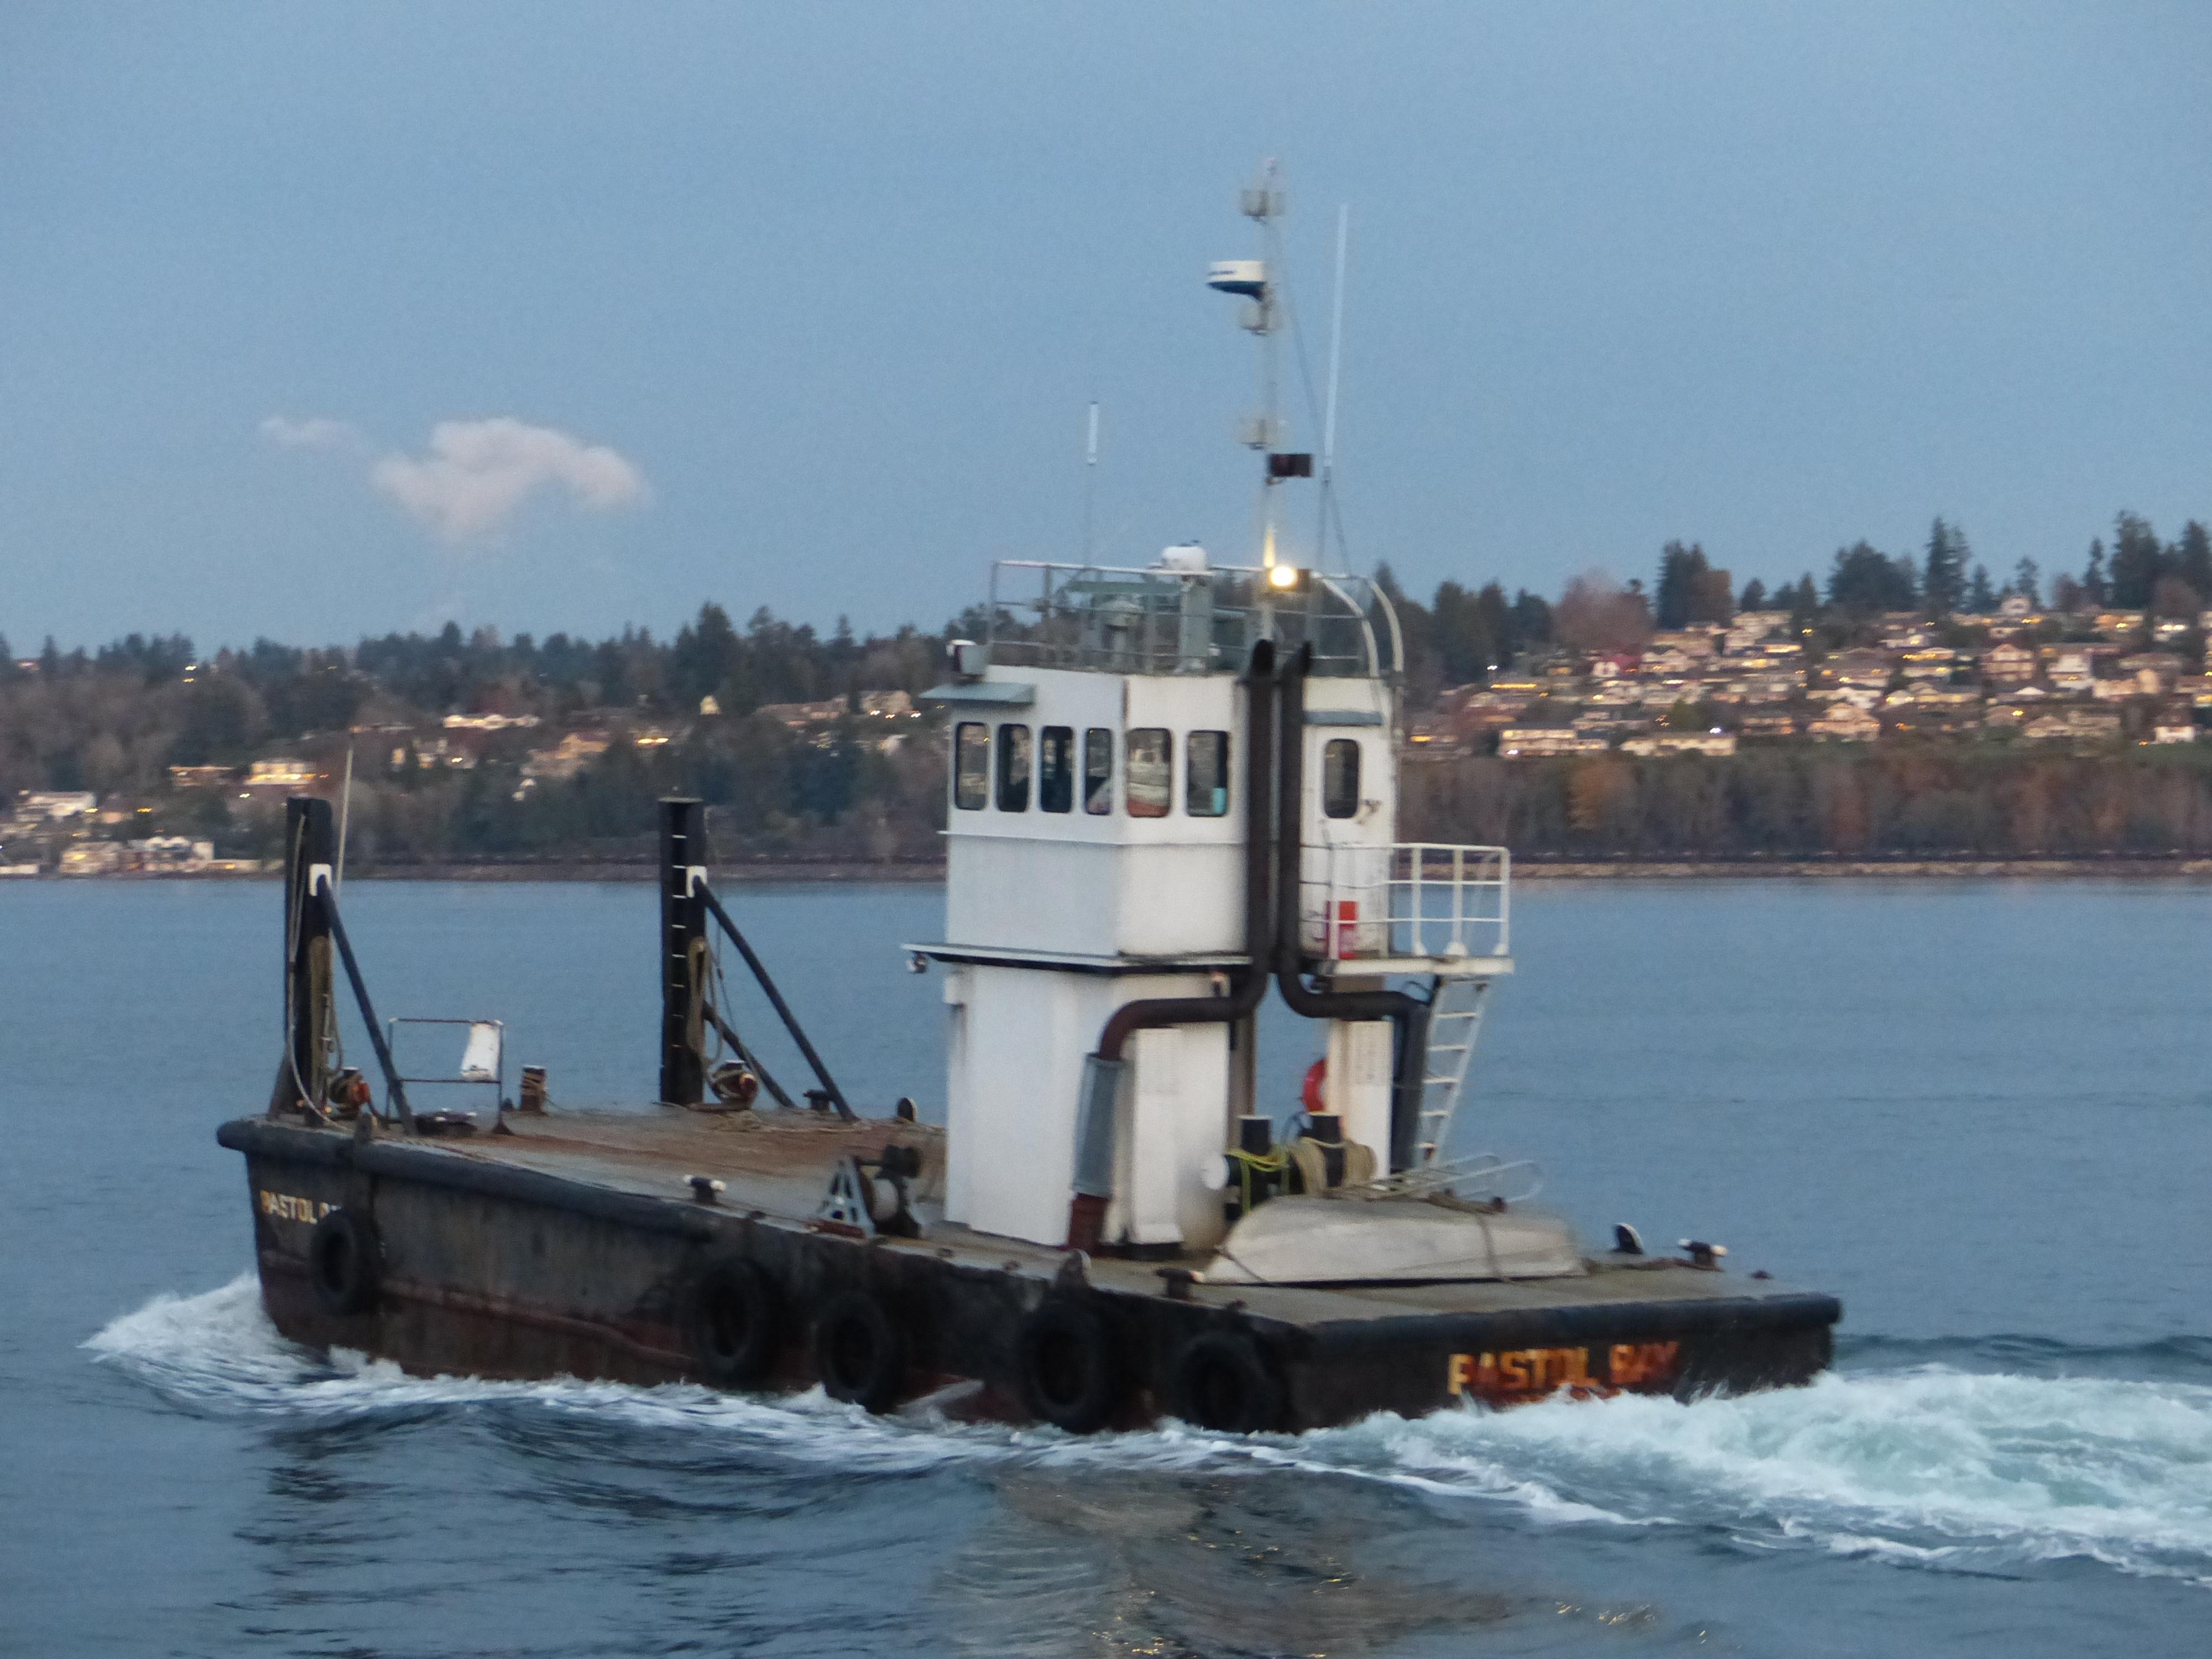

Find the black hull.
xmin=223 ymin=1117 xmax=1839 ymax=1430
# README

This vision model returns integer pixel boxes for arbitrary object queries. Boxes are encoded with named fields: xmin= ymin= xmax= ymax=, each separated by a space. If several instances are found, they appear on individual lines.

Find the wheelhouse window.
xmin=1186 ymin=731 xmax=1230 ymax=817
xmin=1039 ymin=726 xmax=1074 ymax=813
xmin=1083 ymin=728 xmax=1113 ymax=815
xmin=953 ymin=723 xmax=989 ymax=810
xmin=995 ymin=724 xmax=1032 ymax=812
xmin=1125 ymin=728 xmax=1172 ymax=818
xmin=1322 ymin=738 xmax=1361 ymax=819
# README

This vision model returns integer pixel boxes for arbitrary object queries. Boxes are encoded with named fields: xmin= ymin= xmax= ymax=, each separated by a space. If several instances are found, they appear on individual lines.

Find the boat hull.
xmin=223 ymin=1117 xmax=1838 ymax=1428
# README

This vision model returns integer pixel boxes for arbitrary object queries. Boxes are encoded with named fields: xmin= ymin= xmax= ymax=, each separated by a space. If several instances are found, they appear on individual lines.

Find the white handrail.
xmin=1301 ymin=842 xmax=1510 ymax=963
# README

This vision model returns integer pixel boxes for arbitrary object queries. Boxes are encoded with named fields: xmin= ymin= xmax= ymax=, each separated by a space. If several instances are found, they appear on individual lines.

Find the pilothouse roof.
xmin=982 ymin=555 xmax=1401 ymax=680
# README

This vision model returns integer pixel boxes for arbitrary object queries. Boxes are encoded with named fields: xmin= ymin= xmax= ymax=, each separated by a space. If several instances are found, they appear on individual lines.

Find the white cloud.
xmin=259 ymin=415 xmax=361 ymax=450
xmin=369 ymin=418 xmax=648 ymax=542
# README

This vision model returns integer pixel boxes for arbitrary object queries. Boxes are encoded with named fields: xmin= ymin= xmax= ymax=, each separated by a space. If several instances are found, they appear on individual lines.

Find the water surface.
xmin=2 ymin=878 xmax=2206 ymax=1656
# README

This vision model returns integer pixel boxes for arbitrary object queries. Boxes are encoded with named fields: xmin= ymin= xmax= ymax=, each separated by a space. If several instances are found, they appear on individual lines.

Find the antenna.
xmin=1081 ymin=400 xmax=1100 ymax=564
xmin=1208 ymin=159 xmax=1310 ymax=584
xmin=1318 ymin=203 xmax=1348 ymax=560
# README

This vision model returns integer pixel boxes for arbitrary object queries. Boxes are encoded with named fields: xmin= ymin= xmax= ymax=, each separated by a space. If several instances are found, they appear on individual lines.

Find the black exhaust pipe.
xmin=1270 ymin=645 xmax=1431 ymax=1173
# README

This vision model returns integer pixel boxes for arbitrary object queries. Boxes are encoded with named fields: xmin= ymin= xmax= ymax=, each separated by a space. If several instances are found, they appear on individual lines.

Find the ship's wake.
xmin=90 ymin=1275 xmax=2212 ymax=1592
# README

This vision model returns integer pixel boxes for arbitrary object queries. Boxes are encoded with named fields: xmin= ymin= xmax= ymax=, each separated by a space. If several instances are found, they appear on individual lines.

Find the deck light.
xmin=1268 ymin=563 xmax=1302 ymax=591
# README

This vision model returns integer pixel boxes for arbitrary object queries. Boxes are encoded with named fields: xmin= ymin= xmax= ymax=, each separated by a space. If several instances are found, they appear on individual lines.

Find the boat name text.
xmin=1447 ymin=1342 xmax=1681 ymax=1399
xmin=257 ymin=1190 xmax=332 ymax=1225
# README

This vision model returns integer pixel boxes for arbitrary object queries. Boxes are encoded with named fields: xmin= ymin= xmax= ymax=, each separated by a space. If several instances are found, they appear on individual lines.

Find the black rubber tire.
xmin=813 ymin=1291 xmax=907 ymax=1413
xmin=1170 ymin=1330 xmax=1284 ymax=1434
xmin=1017 ymin=1301 xmax=1123 ymax=1433
xmin=308 ymin=1207 xmax=380 ymax=1317
xmin=688 ymin=1253 xmax=783 ymax=1389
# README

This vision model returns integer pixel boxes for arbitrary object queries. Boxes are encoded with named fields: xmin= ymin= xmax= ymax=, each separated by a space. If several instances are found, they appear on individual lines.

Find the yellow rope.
xmin=1224 ymin=1145 xmax=1289 ymax=1214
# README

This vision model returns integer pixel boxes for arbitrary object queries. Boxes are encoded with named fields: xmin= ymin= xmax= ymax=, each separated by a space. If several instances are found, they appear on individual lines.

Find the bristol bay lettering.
xmin=1447 ymin=1341 xmax=1681 ymax=1398
xmin=257 ymin=1190 xmax=330 ymax=1224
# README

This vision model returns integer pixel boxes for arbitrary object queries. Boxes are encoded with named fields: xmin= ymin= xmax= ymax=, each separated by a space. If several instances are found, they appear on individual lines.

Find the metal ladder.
xmin=1414 ymin=974 xmax=1492 ymax=1164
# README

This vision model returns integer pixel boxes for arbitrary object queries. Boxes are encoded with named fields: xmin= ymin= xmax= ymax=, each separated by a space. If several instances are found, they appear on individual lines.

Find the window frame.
xmin=994 ymin=723 xmax=1033 ymax=813
xmin=953 ymin=722 xmax=989 ymax=811
xmin=1124 ymin=727 xmax=1173 ymax=819
xmin=1185 ymin=729 xmax=1231 ymax=817
xmin=1082 ymin=728 xmax=1114 ymax=815
xmin=1038 ymin=725 xmax=1074 ymax=813
xmin=1321 ymin=737 xmax=1361 ymax=820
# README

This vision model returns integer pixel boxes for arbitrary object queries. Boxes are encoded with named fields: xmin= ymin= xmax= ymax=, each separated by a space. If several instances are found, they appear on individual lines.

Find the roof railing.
xmin=982 ymin=560 xmax=1396 ymax=680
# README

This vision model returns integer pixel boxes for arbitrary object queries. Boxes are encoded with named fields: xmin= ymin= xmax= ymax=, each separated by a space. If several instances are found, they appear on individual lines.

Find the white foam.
xmin=87 ymin=1279 xmax=2212 ymax=1589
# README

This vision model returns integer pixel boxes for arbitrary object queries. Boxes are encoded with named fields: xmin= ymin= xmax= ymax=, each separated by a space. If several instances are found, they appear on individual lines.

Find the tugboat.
xmin=218 ymin=180 xmax=1839 ymax=1433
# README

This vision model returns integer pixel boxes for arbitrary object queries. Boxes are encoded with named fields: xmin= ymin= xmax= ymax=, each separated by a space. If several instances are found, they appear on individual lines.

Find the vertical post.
xmin=659 ymin=797 xmax=707 ymax=1107
xmin=279 ymin=796 xmax=336 ymax=1114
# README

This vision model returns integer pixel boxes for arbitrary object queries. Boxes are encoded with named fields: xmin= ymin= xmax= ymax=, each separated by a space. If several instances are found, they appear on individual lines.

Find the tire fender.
xmin=1170 ymin=1329 xmax=1284 ymax=1434
xmin=309 ymin=1207 xmax=381 ymax=1317
xmin=813 ymin=1291 xmax=907 ymax=1413
xmin=688 ymin=1252 xmax=784 ymax=1388
xmin=1016 ymin=1300 xmax=1123 ymax=1433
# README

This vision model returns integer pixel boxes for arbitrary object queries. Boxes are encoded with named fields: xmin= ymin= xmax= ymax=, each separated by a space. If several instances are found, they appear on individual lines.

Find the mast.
xmin=1208 ymin=161 xmax=1311 ymax=611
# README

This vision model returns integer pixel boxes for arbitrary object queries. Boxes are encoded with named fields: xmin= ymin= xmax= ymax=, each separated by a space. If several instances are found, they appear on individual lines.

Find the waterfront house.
xmin=19 ymin=791 xmax=97 ymax=820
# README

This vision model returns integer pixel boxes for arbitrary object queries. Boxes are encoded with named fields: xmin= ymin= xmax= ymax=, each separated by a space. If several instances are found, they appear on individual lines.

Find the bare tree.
xmin=1555 ymin=570 xmax=1654 ymax=654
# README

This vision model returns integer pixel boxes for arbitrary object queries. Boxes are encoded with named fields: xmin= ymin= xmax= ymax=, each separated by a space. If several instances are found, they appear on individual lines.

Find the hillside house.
xmin=521 ymin=731 xmax=612 ymax=782
xmin=2023 ymin=709 xmax=2121 ymax=742
xmin=1900 ymin=646 xmax=1959 ymax=680
xmin=1497 ymin=727 xmax=1610 ymax=758
xmin=1620 ymin=733 xmax=1737 ymax=757
xmin=1808 ymin=705 xmax=1880 ymax=741
xmin=1827 ymin=648 xmax=1898 ymax=690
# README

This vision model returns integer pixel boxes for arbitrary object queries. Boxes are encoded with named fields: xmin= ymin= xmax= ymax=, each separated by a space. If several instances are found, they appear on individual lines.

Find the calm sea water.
xmin=2 ymin=877 xmax=2208 ymax=1657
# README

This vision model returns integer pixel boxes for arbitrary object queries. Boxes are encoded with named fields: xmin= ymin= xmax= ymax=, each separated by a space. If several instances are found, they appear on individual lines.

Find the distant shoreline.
xmin=18 ymin=854 xmax=2212 ymax=883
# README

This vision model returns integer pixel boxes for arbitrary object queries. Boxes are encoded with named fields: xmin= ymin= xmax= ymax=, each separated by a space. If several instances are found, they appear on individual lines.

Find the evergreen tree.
xmin=1473 ymin=582 xmax=1512 ymax=667
xmin=2083 ymin=540 xmax=2109 ymax=606
xmin=2109 ymin=513 xmax=2164 ymax=609
xmin=1738 ymin=578 xmax=1768 ymax=613
xmin=2010 ymin=557 xmax=2040 ymax=606
xmin=2172 ymin=521 xmax=2212 ymax=602
xmin=1968 ymin=564 xmax=1996 ymax=612
xmin=1921 ymin=518 xmax=1966 ymax=617
xmin=1828 ymin=542 xmax=1917 ymax=613
xmin=1655 ymin=541 xmax=1707 ymax=630
xmin=1430 ymin=580 xmax=1496 ymax=685
xmin=1510 ymin=589 xmax=1553 ymax=647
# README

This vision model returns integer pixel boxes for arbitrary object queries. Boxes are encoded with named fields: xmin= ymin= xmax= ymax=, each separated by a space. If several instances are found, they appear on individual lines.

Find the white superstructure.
xmin=912 ymin=557 xmax=1510 ymax=1256
xmin=909 ymin=166 xmax=1517 ymax=1269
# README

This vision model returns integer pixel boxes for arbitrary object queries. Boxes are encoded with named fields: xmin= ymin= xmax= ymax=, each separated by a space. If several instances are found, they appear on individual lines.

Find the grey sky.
xmin=3 ymin=2 xmax=2206 ymax=651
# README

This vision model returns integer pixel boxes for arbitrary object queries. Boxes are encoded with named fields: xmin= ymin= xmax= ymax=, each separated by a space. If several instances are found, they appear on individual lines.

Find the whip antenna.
xmin=1081 ymin=400 xmax=1100 ymax=563
xmin=1319 ymin=203 xmax=1348 ymax=559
